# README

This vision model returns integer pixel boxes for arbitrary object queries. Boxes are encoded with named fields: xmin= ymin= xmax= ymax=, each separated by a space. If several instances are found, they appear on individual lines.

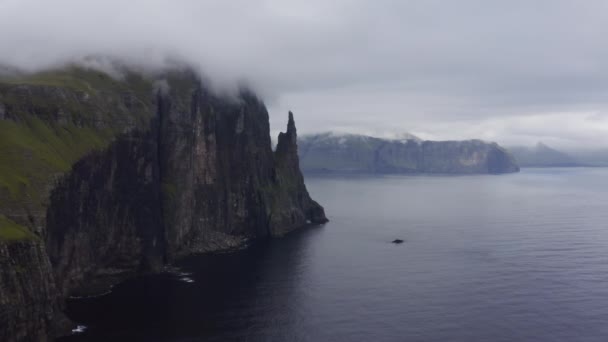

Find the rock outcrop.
xmin=0 ymin=67 xmax=327 ymax=341
xmin=298 ymin=132 xmax=519 ymax=174
xmin=270 ymin=112 xmax=328 ymax=235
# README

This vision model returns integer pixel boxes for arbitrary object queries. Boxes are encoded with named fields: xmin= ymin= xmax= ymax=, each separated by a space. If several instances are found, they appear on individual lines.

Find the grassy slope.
xmin=0 ymin=214 xmax=37 ymax=241
xmin=0 ymin=67 xmax=156 ymax=240
xmin=0 ymin=115 xmax=115 ymax=199
xmin=2 ymin=67 xmax=153 ymax=97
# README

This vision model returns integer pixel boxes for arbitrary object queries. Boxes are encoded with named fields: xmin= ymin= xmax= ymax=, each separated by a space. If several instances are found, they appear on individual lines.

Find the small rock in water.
xmin=392 ymin=239 xmax=404 ymax=244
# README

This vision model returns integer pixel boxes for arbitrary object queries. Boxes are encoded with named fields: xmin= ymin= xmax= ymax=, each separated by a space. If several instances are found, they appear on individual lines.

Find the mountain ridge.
xmin=508 ymin=142 xmax=583 ymax=167
xmin=298 ymin=132 xmax=519 ymax=174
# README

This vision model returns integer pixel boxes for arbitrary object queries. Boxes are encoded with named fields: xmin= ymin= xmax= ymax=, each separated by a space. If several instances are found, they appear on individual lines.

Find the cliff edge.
xmin=0 ymin=67 xmax=326 ymax=341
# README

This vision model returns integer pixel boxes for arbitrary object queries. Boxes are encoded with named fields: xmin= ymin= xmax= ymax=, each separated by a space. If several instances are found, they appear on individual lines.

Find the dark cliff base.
xmin=0 ymin=67 xmax=326 ymax=341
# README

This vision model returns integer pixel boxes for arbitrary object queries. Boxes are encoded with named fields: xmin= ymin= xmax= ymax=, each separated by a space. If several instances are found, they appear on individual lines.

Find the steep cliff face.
xmin=0 ymin=67 xmax=326 ymax=341
xmin=271 ymin=112 xmax=328 ymax=235
xmin=0 ymin=239 xmax=69 ymax=342
xmin=376 ymin=139 xmax=519 ymax=174
xmin=299 ymin=133 xmax=519 ymax=174
xmin=0 ymin=68 xmax=156 ymax=341
xmin=157 ymin=79 xmax=327 ymax=258
xmin=45 ymin=128 xmax=165 ymax=296
xmin=0 ymin=68 xmax=154 ymax=237
xmin=159 ymin=84 xmax=277 ymax=258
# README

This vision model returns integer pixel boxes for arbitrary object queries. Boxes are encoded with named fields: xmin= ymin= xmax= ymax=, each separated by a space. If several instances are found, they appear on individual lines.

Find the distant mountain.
xmin=298 ymin=132 xmax=519 ymax=174
xmin=508 ymin=142 xmax=583 ymax=167
xmin=571 ymin=149 xmax=608 ymax=167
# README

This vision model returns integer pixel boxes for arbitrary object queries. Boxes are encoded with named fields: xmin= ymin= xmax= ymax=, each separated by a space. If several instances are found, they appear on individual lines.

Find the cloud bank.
xmin=2 ymin=0 xmax=608 ymax=148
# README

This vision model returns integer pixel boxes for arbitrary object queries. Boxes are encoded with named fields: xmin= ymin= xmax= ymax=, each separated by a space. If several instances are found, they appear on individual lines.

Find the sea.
xmin=60 ymin=168 xmax=608 ymax=342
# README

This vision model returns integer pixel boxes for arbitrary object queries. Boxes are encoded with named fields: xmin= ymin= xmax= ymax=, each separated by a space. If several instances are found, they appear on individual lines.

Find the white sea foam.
xmin=179 ymin=277 xmax=195 ymax=283
xmin=72 ymin=325 xmax=87 ymax=334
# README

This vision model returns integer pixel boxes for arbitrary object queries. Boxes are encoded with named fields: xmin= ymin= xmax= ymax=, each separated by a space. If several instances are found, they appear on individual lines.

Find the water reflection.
xmin=61 ymin=168 xmax=608 ymax=342
xmin=61 ymin=226 xmax=325 ymax=342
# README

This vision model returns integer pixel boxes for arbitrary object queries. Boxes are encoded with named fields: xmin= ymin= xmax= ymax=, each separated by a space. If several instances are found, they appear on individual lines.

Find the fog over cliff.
xmin=2 ymin=0 xmax=608 ymax=148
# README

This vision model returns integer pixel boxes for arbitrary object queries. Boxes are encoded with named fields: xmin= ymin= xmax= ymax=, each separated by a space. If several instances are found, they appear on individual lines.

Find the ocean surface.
xmin=61 ymin=168 xmax=608 ymax=342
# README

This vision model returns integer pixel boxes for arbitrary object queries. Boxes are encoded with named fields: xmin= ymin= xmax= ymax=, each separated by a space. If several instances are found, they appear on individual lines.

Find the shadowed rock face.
xmin=299 ymin=133 xmax=520 ymax=174
xmin=0 ymin=68 xmax=326 ymax=341
xmin=0 ymin=240 xmax=70 ymax=342
xmin=45 ymin=128 xmax=165 ymax=297
xmin=271 ymin=112 xmax=328 ymax=235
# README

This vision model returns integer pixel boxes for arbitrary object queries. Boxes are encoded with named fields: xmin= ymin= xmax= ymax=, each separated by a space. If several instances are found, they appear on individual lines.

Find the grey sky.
xmin=1 ymin=0 xmax=608 ymax=148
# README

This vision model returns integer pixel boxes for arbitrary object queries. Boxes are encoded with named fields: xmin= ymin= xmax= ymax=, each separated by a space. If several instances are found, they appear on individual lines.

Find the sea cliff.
xmin=299 ymin=133 xmax=519 ymax=174
xmin=0 ymin=67 xmax=326 ymax=341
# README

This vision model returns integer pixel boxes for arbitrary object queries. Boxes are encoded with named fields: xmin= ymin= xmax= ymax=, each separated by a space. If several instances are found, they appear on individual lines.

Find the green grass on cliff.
xmin=0 ymin=66 xmax=199 ymax=223
xmin=1 ymin=66 xmax=154 ymax=96
xmin=0 ymin=114 xmax=114 ymax=202
xmin=0 ymin=67 xmax=155 ymax=127
xmin=0 ymin=215 xmax=37 ymax=241
xmin=0 ymin=66 xmax=160 ymax=206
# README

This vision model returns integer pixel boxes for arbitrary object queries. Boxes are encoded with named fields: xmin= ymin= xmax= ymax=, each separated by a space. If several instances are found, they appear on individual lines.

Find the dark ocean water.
xmin=60 ymin=168 xmax=608 ymax=342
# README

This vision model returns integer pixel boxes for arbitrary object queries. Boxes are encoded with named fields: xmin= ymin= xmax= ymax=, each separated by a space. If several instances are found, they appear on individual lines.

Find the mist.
xmin=2 ymin=0 xmax=608 ymax=148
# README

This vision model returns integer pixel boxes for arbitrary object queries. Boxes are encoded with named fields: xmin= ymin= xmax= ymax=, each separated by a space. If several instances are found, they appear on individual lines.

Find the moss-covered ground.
xmin=0 ymin=66 xmax=164 ymax=238
xmin=0 ymin=114 xmax=115 ymax=201
xmin=0 ymin=214 xmax=37 ymax=241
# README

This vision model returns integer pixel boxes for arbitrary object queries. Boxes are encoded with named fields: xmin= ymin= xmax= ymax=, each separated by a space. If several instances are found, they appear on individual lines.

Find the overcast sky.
xmin=2 ymin=0 xmax=608 ymax=149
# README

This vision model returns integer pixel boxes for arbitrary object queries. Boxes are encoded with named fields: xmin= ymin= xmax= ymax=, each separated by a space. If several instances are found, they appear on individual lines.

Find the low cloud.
xmin=2 ymin=0 xmax=608 ymax=147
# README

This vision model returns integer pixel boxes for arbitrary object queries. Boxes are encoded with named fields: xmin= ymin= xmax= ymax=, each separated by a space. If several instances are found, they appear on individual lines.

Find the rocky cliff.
xmin=0 ymin=237 xmax=68 ymax=342
xmin=299 ymin=132 xmax=519 ymax=174
xmin=0 ymin=66 xmax=326 ymax=341
xmin=271 ymin=112 xmax=328 ymax=235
